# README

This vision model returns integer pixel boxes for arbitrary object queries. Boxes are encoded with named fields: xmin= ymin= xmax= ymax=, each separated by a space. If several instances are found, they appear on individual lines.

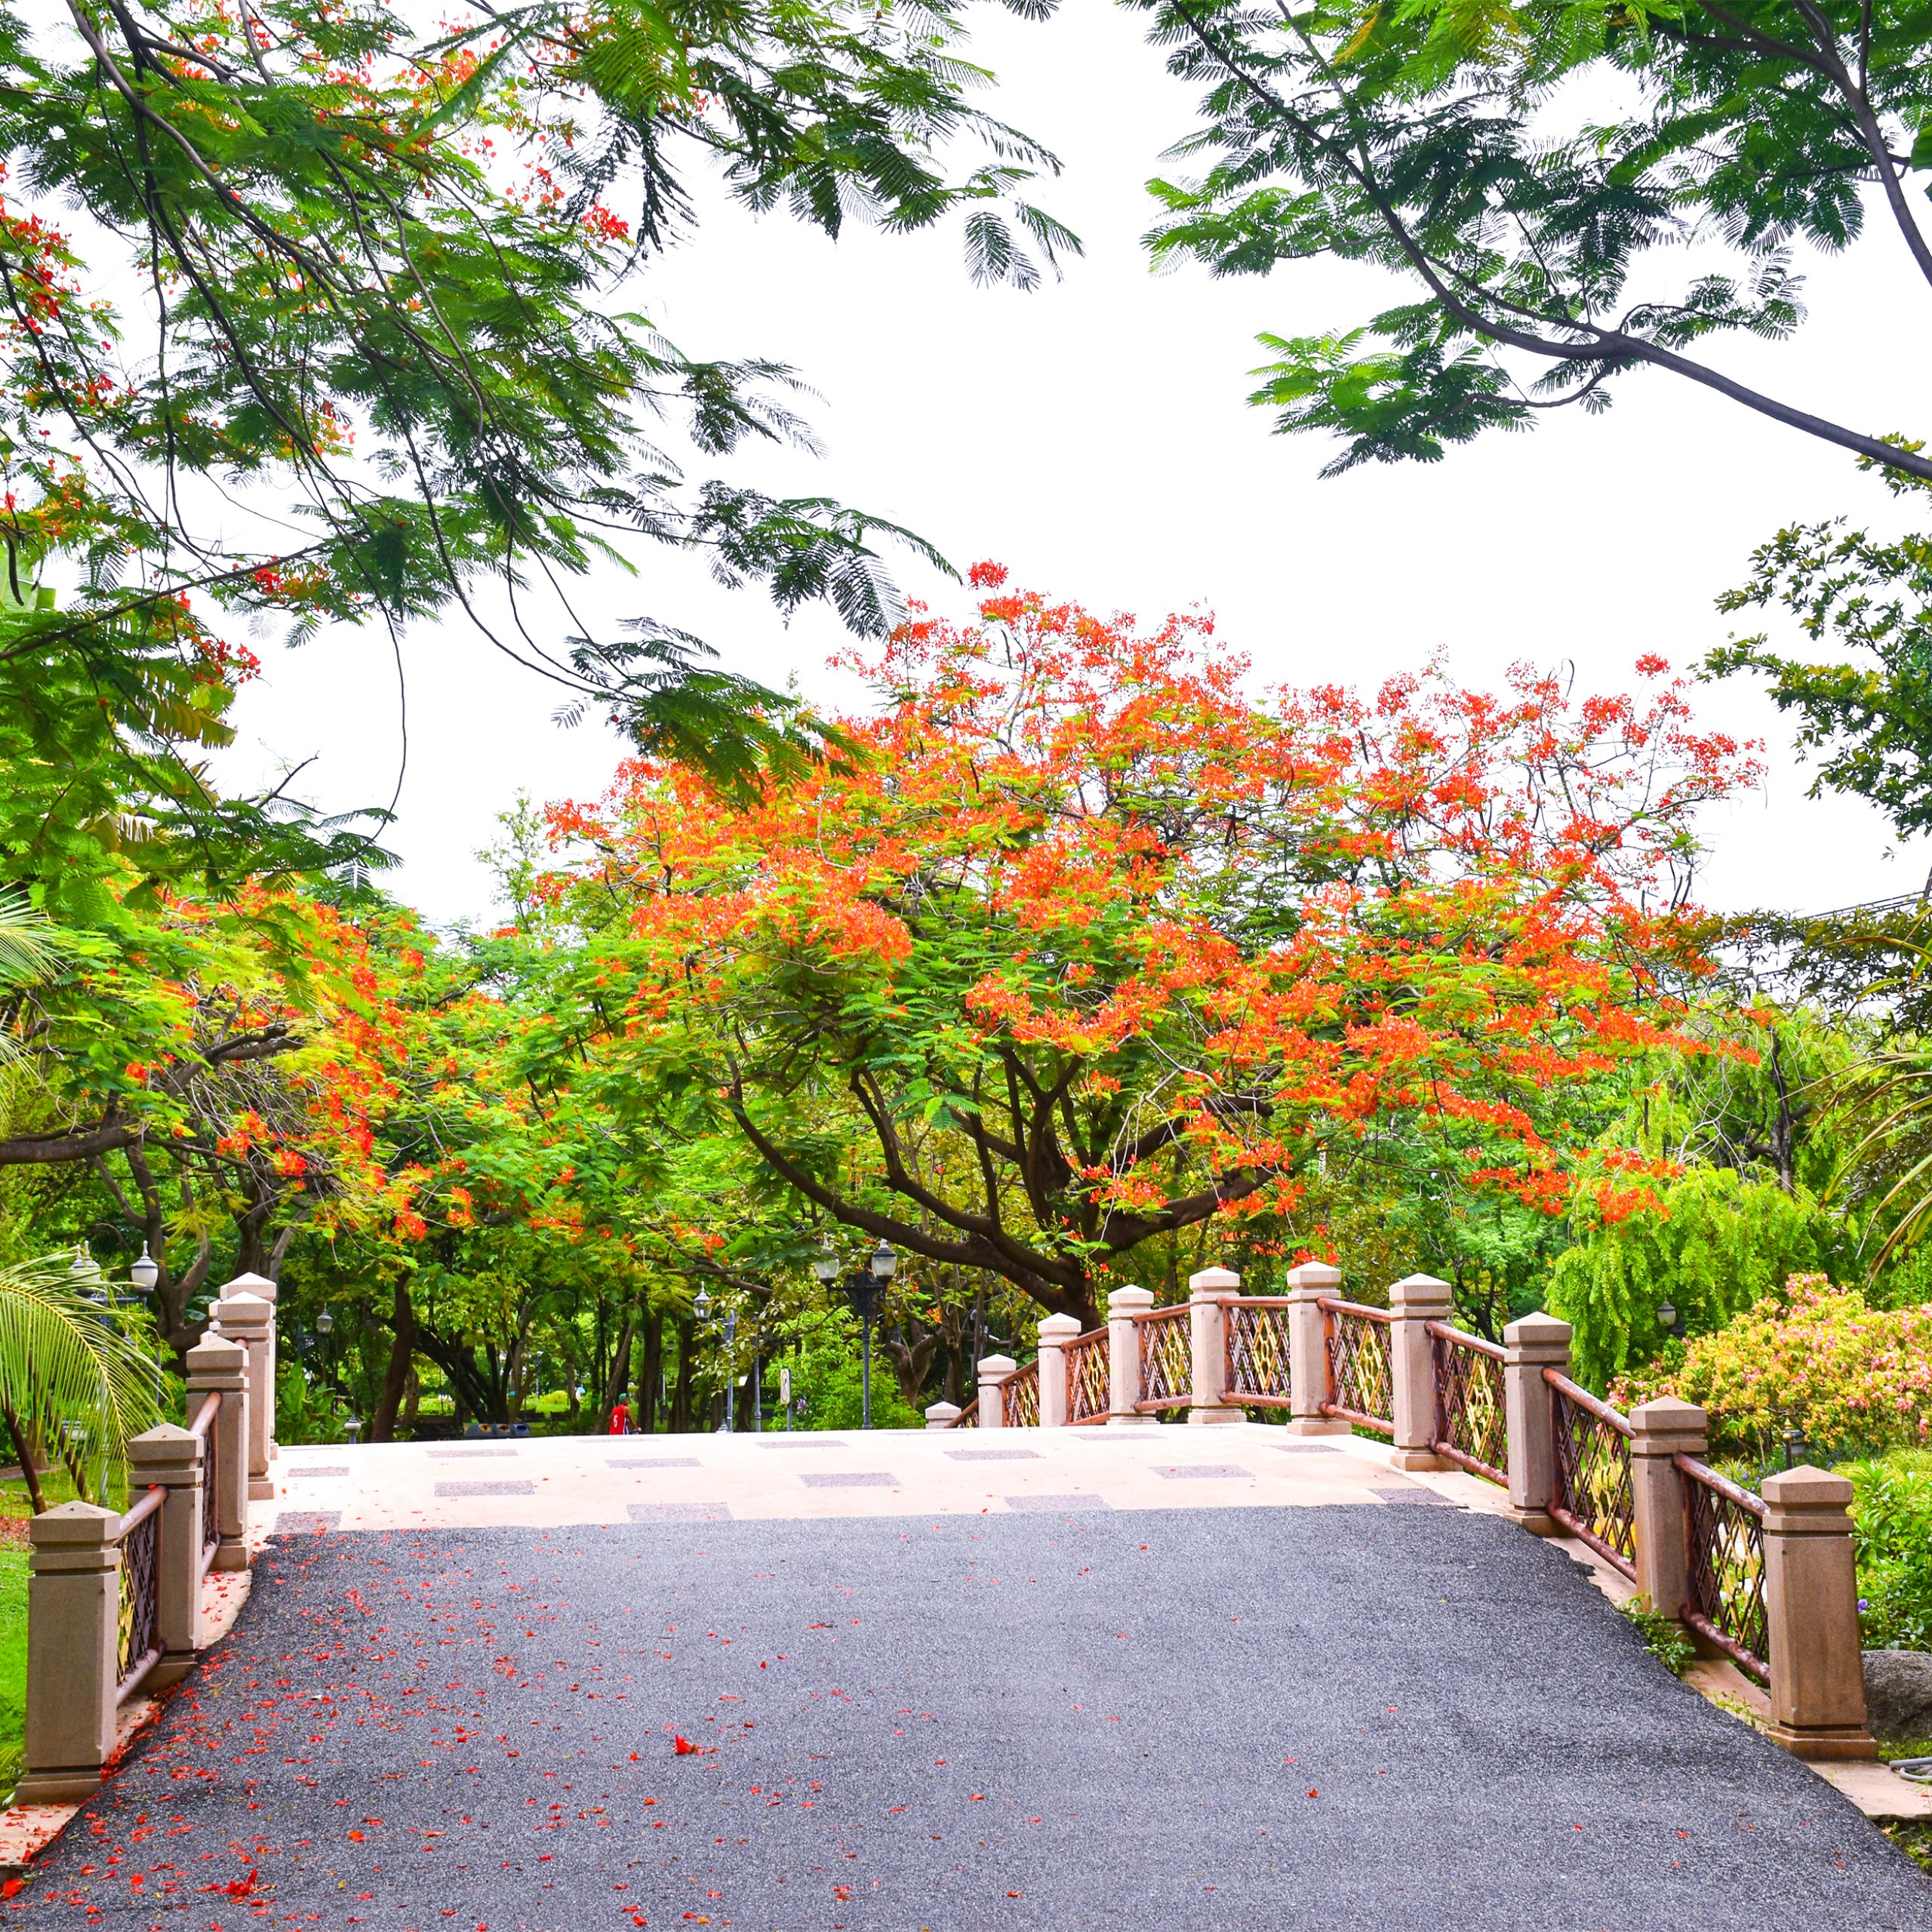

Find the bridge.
xmin=1 ymin=1267 xmax=1927 ymax=1926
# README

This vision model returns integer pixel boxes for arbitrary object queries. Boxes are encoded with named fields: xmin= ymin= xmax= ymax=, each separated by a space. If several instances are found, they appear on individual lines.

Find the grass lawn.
xmin=0 ymin=1540 xmax=24 ymax=1801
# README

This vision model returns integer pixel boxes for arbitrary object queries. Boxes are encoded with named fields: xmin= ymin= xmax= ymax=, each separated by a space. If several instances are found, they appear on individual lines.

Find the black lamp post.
xmin=813 ymin=1238 xmax=897 ymax=1429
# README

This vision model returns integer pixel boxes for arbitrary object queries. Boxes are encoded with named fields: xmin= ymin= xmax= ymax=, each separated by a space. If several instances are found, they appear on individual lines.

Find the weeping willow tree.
xmin=0 ymin=1256 xmax=163 ymax=1512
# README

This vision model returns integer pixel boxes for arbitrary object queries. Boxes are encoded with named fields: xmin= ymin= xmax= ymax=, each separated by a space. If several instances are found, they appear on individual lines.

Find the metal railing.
xmin=1223 ymin=1297 xmax=1293 ymax=1408
xmin=115 ymin=1486 xmax=165 ymax=1706
xmin=949 ymin=1395 xmax=980 ymax=1428
xmin=1065 ymin=1327 xmax=1111 ymax=1426
xmin=1676 ymin=1454 xmax=1769 ymax=1683
xmin=1134 ymin=1304 xmax=1192 ymax=1412
xmin=1001 ymin=1360 xmax=1040 ymax=1429
xmin=189 ymin=1391 xmax=220 ymax=1570
xmin=1318 ymin=1298 xmax=1393 ymax=1432
xmin=1546 ymin=1369 xmax=1636 ymax=1577
xmin=1426 ymin=1322 xmax=1507 ymax=1485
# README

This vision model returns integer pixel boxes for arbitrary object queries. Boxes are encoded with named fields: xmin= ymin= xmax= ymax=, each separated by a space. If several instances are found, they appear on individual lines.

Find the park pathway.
xmin=7 ymin=1426 xmax=1928 ymax=1929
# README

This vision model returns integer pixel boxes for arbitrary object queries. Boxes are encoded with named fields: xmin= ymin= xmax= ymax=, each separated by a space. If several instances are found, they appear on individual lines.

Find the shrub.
xmin=1845 ymin=1453 xmax=1932 ymax=1652
xmin=1611 ymin=1277 xmax=1932 ymax=1463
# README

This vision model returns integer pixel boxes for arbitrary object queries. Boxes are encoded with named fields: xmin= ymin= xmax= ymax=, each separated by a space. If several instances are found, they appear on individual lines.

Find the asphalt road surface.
xmin=10 ymin=1504 xmax=1927 ymax=1929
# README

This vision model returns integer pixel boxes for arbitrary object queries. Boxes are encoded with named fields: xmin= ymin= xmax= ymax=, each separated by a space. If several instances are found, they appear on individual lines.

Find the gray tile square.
xmin=434 ymin=1479 xmax=535 ymax=1498
xmin=610 ymin=1457 xmax=701 ymax=1469
xmin=1002 ymin=1494 xmax=1113 ymax=1512
xmin=758 ymin=1437 xmax=847 ymax=1447
xmin=1371 ymin=1485 xmax=1457 ymax=1506
xmin=429 ymin=1446 xmax=518 ymax=1459
xmin=945 ymin=1448 xmax=1039 ymax=1462
xmin=1156 ymin=1464 xmax=1254 ymax=1480
xmin=275 ymin=1510 xmax=340 ymax=1534
xmin=627 ymin=1501 xmax=733 ymax=1521
xmin=285 ymin=1466 xmax=347 ymax=1478
xmin=1269 ymin=1442 xmax=1344 ymax=1454
xmin=798 ymin=1471 xmax=897 ymax=1488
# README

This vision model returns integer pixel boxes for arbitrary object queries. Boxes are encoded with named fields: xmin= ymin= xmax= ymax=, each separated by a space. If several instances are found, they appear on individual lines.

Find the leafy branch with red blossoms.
xmin=537 ymin=571 xmax=1763 ymax=1324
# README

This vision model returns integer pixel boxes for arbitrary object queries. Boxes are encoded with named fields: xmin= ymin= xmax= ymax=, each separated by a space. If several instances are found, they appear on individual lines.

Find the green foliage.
xmin=1621 ymin=1597 xmax=1695 ymax=1677
xmin=275 ymin=1360 xmax=354 ymax=1447
xmin=1550 ymin=1168 xmax=1838 ymax=1390
xmin=785 ymin=1314 xmax=924 ymax=1431
xmin=1130 ymin=0 xmax=1932 ymax=481
xmin=0 ymin=1542 xmax=25 ymax=1803
xmin=1846 ymin=1452 xmax=1932 ymax=1652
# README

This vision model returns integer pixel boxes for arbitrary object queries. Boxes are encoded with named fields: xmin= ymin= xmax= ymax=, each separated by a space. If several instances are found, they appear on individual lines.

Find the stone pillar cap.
xmin=1106 ymin=1284 xmax=1155 ymax=1311
xmin=924 ymin=1401 xmax=961 ymax=1420
xmin=186 ymin=1334 xmax=246 ymax=1364
xmin=222 ymin=1272 xmax=278 ymax=1302
xmin=1390 ymin=1273 xmax=1454 ymax=1309
xmin=131 ymin=1423 xmax=195 ymax=1444
xmin=27 ymin=1501 xmax=115 ymax=1548
xmin=1629 ymin=1395 xmax=1708 ymax=1432
xmin=1762 ymin=1465 xmax=1854 ymax=1509
xmin=1036 ymin=1312 xmax=1083 ymax=1339
xmin=1285 ymin=1262 xmax=1340 ymax=1291
xmin=977 ymin=1354 xmax=1017 ymax=1376
xmin=1189 ymin=1266 xmax=1241 ymax=1293
xmin=1503 ymin=1310 xmax=1573 ymax=1349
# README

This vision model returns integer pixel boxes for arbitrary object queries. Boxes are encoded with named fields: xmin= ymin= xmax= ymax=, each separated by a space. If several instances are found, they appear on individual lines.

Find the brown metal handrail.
xmin=1222 ymin=1296 xmax=1293 ymax=1409
xmin=1425 ymin=1320 xmax=1508 ymax=1486
xmin=949 ymin=1395 xmax=980 ymax=1429
xmin=1132 ymin=1303 xmax=1192 ymax=1412
xmin=1317 ymin=1297 xmax=1394 ymax=1432
xmin=190 ymin=1390 xmax=220 ymax=1568
xmin=1065 ymin=1327 xmax=1112 ymax=1426
xmin=1543 ymin=1367 xmax=1636 ymax=1577
xmin=115 ymin=1484 xmax=165 ymax=1705
xmin=1675 ymin=1453 xmax=1769 ymax=1683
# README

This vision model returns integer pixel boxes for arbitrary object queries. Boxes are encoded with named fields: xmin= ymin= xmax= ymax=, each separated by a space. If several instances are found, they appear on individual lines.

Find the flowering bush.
xmin=1611 ymin=1277 xmax=1932 ymax=1460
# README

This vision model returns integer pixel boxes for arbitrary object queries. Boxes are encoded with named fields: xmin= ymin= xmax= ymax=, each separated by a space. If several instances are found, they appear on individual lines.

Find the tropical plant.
xmin=1846 ymin=1451 xmax=1932 ymax=1652
xmin=1130 ymin=0 xmax=1932 ymax=481
xmin=0 ymin=1254 xmax=163 ymax=1511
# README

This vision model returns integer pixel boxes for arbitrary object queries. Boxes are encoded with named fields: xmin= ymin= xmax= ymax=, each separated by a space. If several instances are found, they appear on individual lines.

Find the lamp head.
xmin=129 ymin=1243 xmax=160 ymax=1294
xmin=694 ymin=1285 xmax=712 ymax=1321
xmin=316 ymin=1308 xmax=334 ymax=1337
xmin=869 ymin=1239 xmax=897 ymax=1281
xmin=1657 ymin=1300 xmax=1677 ymax=1332
xmin=811 ymin=1241 xmax=840 ymax=1287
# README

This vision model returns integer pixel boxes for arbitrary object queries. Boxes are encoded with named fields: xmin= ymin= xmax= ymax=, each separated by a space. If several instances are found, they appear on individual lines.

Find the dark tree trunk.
xmin=635 ymin=1312 xmax=663 ymax=1435
xmin=669 ymin=1319 xmax=696 ymax=1433
xmin=601 ymin=1314 xmax=635 ymax=1426
xmin=370 ymin=1281 xmax=417 ymax=1443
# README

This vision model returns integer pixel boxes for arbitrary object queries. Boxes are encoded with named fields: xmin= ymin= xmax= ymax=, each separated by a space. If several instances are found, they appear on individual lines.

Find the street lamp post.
xmin=811 ymin=1238 xmax=897 ymax=1429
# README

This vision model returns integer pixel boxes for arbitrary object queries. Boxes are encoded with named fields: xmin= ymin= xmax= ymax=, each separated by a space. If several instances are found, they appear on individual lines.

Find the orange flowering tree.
xmin=540 ymin=570 xmax=1760 ymax=1325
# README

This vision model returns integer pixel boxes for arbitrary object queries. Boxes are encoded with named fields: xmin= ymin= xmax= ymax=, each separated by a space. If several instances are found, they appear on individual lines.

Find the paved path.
xmin=8 ymin=1428 xmax=1928 ymax=1928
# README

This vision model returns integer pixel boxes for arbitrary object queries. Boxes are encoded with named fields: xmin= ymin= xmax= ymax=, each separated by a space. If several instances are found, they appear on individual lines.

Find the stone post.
xmin=1035 ymin=1313 xmax=1081 ymax=1429
xmin=1187 ymin=1266 xmax=1243 ymax=1426
xmin=1389 ymin=1273 xmax=1454 ymax=1472
xmin=128 ymin=1424 xmax=203 ymax=1686
xmin=976 ymin=1354 xmax=1017 ymax=1431
xmin=1629 ymin=1397 xmax=1707 ymax=1621
xmin=1106 ymin=1284 xmax=1155 ymax=1426
xmin=222 ymin=1272 xmax=279 ymax=1463
xmin=1503 ymin=1311 xmax=1572 ymax=1535
xmin=1285 ymin=1263 xmax=1349 ymax=1438
xmin=213 ymin=1291 xmax=275 ymax=1500
xmin=924 ymin=1401 xmax=962 ymax=1430
xmin=1761 ymin=1466 xmax=1878 ymax=1761
xmin=186 ymin=1333 xmax=251 ymax=1570
xmin=18 ymin=1503 xmax=119 ymax=1803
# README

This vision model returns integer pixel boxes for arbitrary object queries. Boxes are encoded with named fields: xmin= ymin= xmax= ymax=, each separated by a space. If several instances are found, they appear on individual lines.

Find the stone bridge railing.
xmin=925 ymin=1263 xmax=1875 ymax=1764
xmin=17 ymin=1275 xmax=277 ymax=1803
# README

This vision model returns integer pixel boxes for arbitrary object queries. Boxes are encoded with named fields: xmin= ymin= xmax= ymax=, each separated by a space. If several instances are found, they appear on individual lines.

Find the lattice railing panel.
xmin=117 ymin=1489 xmax=163 ymax=1700
xmin=1320 ymin=1300 xmax=1392 ymax=1430
xmin=950 ymin=1396 xmax=980 ymax=1429
xmin=1066 ymin=1330 xmax=1111 ymax=1424
xmin=1223 ymin=1300 xmax=1292 ymax=1407
xmin=1678 ymin=1456 xmax=1768 ymax=1682
xmin=1427 ymin=1323 xmax=1507 ymax=1486
xmin=1135 ymin=1306 xmax=1192 ymax=1409
xmin=1547 ymin=1372 xmax=1635 ymax=1577
xmin=1001 ymin=1361 xmax=1039 ymax=1429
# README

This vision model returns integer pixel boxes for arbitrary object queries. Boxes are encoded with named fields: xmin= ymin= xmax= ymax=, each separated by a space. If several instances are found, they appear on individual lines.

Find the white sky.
xmin=215 ymin=3 xmax=1932 ymax=926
